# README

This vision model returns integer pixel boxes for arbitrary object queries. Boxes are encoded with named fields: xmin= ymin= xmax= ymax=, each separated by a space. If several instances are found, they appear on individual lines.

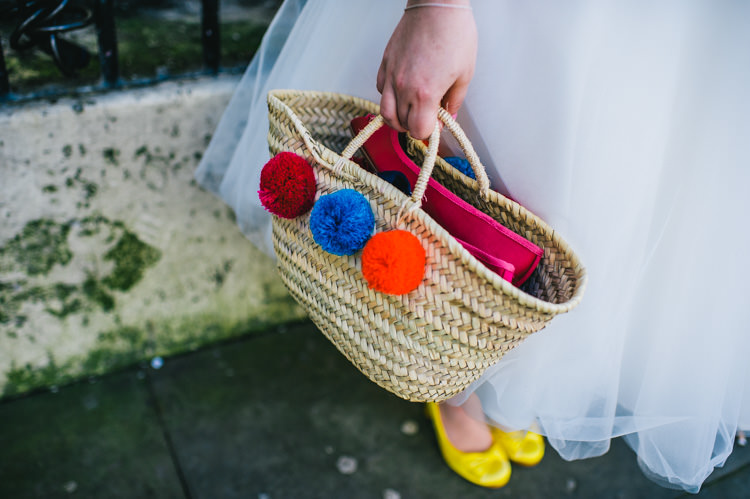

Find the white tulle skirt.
xmin=196 ymin=0 xmax=750 ymax=492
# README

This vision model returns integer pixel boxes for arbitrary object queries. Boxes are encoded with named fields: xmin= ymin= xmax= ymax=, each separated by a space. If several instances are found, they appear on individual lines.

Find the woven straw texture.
xmin=267 ymin=90 xmax=587 ymax=402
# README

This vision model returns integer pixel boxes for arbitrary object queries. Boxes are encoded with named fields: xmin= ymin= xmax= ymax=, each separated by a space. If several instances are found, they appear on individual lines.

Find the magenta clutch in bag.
xmin=351 ymin=115 xmax=543 ymax=287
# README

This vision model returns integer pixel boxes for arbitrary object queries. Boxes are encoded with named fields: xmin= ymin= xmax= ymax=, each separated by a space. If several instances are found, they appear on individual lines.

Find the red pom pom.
xmin=362 ymin=230 xmax=425 ymax=295
xmin=258 ymin=152 xmax=316 ymax=218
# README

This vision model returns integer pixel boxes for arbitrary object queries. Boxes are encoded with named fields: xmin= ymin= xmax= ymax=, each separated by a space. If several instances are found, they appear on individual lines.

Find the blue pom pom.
xmin=378 ymin=170 xmax=412 ymax=195
xmin=310 ymin=189 xmax=375 ymax=255
xmin=444 ymin=156 xmax=476 ymax=180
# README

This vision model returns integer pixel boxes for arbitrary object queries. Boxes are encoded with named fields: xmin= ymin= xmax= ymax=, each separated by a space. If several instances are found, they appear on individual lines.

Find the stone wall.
xmin=0 ymin=75 xmax=304 ymax=398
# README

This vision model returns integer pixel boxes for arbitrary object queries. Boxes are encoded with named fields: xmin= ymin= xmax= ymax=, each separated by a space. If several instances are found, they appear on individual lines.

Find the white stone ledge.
xmin=0 ymin=75 xmax=304 ymax=397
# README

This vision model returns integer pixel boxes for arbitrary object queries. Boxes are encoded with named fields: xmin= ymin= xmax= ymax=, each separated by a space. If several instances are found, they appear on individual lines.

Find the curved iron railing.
xmin=0 ymin=0 xmax=222 ymax=100
xmin=5 ymin=0 xmax=94 ymax=77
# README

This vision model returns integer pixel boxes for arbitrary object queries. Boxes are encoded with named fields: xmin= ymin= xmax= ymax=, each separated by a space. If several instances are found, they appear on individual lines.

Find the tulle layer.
xmin=195 ymin=0 xmax=750 ymax=492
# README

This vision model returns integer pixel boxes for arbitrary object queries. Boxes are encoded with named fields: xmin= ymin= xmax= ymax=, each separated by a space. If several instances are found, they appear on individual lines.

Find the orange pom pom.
xmin=362 ymin=230 xmax=425 ymax=295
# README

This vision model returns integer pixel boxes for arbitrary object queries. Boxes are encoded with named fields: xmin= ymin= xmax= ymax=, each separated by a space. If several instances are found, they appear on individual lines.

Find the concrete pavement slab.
xmin=149 ymin=321 xmax=684 ymax=499
xmin=1 ymin=321 xmax=748 ymax=498
xmin=0 ymin=370 xmax=185 ymax=498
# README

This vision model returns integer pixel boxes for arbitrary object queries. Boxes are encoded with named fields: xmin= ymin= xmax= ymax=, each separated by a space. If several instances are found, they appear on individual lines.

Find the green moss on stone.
xmin=45 ymin=298 xmax=83 ymax=318
xmin=76 ymin=215 xmax=105 ymax=237
xmin=0 ymin=216 xmax=161 ymax=327
xmin=2 ymin=358 xmax=62 ymax=398
xmin=45 ymin=283 xmax=83 ymax=318
xmin=0 ymin=281 xmax=93 ymax=322
xmin=211 ymin=259 xmax=234 ymax=288
xmin=82 ymin=326 xmax=148 ymax=373
xmin=83 ymin=182 xmax=98 ymax=200
xmin=52 ymin=283 xmax=77 ymax=301
xmin=1 ymin=282 xmax=32 ymax=325
xmin=102 ymin=231 xmax=161 ymax=291
xmin=103 ymin=148 xmax=120 ymax=166
xmin=0 ymin=283 xmax=11 ymax=324
xmin=0 ymin=219 xmax=72 ymax=276
xmin=1 ymin=302 xmax=305 ymax=399
xmin=83 ymin=276 xmax=115 ymax=312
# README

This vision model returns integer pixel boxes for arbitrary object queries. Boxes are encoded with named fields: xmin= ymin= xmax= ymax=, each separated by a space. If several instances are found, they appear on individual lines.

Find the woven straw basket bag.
xmin=267 ymin=89 xmax=587 ymax=402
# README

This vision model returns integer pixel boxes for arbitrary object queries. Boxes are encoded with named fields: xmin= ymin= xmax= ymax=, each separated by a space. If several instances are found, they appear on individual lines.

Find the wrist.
xmin=405 ymin=0 xmax=472 ymax=11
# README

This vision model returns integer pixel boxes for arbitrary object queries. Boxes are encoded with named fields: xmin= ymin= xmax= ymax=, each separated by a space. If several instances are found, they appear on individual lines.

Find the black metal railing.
xmin=0 ymin=0 xmax=223 ymax=101
xmin=201 ymin=0 xmax=219 ymax=74
xmin=94 ymin=0 xmax=118 ymax=87
xmin=6 ymin=0 xmax=94 ymax=77
xmin=0 ymin=38 xmax=9 ymax=95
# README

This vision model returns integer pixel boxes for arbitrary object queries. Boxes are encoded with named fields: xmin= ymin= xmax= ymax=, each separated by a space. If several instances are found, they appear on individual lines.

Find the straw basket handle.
xmin=336 ymin=109 xmax=492 ymax=209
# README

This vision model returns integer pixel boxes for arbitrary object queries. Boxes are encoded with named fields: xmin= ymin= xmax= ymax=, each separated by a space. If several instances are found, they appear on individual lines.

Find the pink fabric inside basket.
xmin=351 ymin=115 xmax=542 ymax=286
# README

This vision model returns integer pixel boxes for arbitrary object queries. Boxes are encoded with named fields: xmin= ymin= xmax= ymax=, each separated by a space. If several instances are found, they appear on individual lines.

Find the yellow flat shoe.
xmin=425 ymin=402 xmax=511 ymax=488
xmin=490 ymin=426 xmax=545 ymax=467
